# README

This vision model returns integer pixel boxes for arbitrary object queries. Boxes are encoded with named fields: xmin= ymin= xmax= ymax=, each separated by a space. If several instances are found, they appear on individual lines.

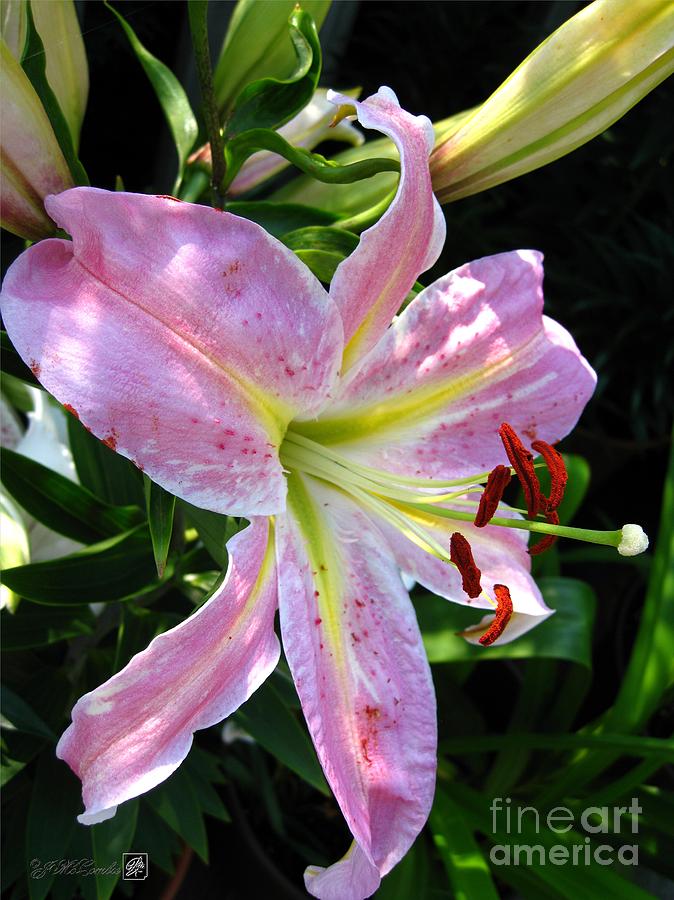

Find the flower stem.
xmin=188 ymin=0 xmax=225 ymax=206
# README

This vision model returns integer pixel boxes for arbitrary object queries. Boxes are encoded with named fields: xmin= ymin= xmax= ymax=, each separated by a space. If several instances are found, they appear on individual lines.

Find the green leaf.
xmin=0 ymin=686 xmax=56 ymax=741
xmin=225 ymin=8 xmax=321 ymax=138
xmin=144 ymin=476 xmax=175 ymax=578
xmin=282 ymin=225 xmax=359 ymax=256
xmin=557 ymin=454 xmax=591 ymax=525
xmin=1 ymin=603 xmax=95 ymax=650
xmin=2 ymin=526 xmax=159 ymax=605
xmin=1 ymin=448 xmax=143 ymax=544
xmin=281 ymin=225 xmax=359 ymax=281
xmin=20 ymin=0 xmax=88 ymax=186
xmin=183 ymin=750 xmax=231 ymax=823
xmin=1 ymin=331 xmax=39 ymax=386
xmin=446 ymin=780 xmax=656 ymax=900
xmin=222 ymin=127 xmax=399 ymax=194
xmin=91 ymin=800 xmax=138 ymax=900
xmin=417 ymin=576 xmax=596 ymax=667
xmin=134 ymin=803 xmax=182 ymax=875
xmin=225 ymin=200 xmax=338 ymax=237
xmin=26 ymin=753 xmax=82 ymax=900
xmin=537 ymin=428 xmax=674 ymax=803
xmin=105 ymin=1 xmax=198 ymax=190
xmin=440 ymin=732 xmax=674 ymax=758
xmin=376 ymin=836 xmax=429 ymax=899
xmin=146 ymin=764 xmax=209 ymax=862
xmin=429 ymin=787 xmax=499 ymax=900
xmin=235 ymin=676 xmax=329 ymax=795
xmin=67 ymin=416 xmax=145 ymax=507
xmin=180 ymin=500 xmax=237 ymax=568
xmin=611 ymin=428 xmax=674 ymax=725
xmin=214 ymin=0 xmax=331 ymax=113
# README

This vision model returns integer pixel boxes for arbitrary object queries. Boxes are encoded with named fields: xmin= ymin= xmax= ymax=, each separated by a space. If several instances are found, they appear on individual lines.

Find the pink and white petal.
xmin=459 ymin=611 xmax=552 ymax=646
xmin=305 ymin=841 xmax=381 ymax=900
xmin=0 ymin=189 xmax=343 ymax=515
xmin=277 ymin=474 xmax=436 ymax=886
xmin=366 ymin=498 xmax=552 ymax=625
xmin=324 ymin=87 xmax=445 ymax=372
xmin=57 ymin=518 xmax=279 ymax=824
xmin=303 ymin=250 xmax=595 ymax=482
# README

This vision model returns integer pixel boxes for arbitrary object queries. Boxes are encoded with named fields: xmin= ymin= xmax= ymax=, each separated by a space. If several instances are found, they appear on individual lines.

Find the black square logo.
xmin=122 ymin=852 xmax=148 ymax=881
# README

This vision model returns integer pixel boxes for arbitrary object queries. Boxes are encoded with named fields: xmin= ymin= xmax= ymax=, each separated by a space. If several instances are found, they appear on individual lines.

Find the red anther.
xmin=479 ymin=584 xmax=513 ymax=646
xmin=529 ymin=510 xmax=560 ymax=556
xmin=498 ymin=423 xmax=542 ymax=517
xmin=474 ymin=464 xmax=512 ymax=527
xmin=449 ymin=533 xmax=482 ymax=599
xmin=532 ymin=440 xmax=567 ymax=512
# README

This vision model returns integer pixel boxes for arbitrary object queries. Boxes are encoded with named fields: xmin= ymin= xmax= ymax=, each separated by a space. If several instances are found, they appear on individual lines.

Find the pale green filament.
xmin=281 ymin=430 xmax=644 ymax=555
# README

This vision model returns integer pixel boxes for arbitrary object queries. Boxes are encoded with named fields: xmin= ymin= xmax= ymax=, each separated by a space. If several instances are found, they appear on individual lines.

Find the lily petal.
xmin=368 ymin=499 xmax=553 ymax=643
xmin=299 ymin=250 xmax=595 ymax=481
xmin=326 ymin=87 xmax=445 ymax=372
xmin=305 ymin=841 xmax=381 ymax=900
xmin=277 ymin=474 xmax=436 ymax=893
xmin=57 ymin=518 xmax=279 ymax=824
xmin=0 ymin=188 xmax=343 ymax=515
xmin=459 ymin=610 xmax=550 ymax=646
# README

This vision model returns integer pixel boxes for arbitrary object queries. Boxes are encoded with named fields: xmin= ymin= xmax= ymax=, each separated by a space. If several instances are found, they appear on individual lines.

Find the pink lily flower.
xmin=0 ymin=87 xmax=598 ymax=898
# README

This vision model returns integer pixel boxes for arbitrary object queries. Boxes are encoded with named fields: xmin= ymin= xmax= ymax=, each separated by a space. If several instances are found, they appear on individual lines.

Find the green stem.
xmin=408 ymin=502 xmax=623 ymax=548
xmin=188 ymin=0 xmax=225 ymax=206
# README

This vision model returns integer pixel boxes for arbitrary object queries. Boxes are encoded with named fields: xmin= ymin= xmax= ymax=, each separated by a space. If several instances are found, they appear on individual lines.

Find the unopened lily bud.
xmin=430 ymin=0 xmax=674 ymax=203
xmin=1 ymin=0 xmax=88 ymax=148
xmin=190 ymin=88 xmax=364 ymax=195
xmin=214 ymin=0 xmax=331 ymax=115
xmin=0 ymin=39 xmax=74 ymax=240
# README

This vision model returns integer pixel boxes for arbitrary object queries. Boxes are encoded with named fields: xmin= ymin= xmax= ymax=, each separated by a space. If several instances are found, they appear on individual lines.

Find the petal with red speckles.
xmin=0 ymin=188 xmax=343 ymax=515
xmin=276 ymin=474 xmax=436 ymax=895
xmin=324 ymin=87 xmax=445 ymax=373
xmin=300 ymin=250 xmax=595 ymax=482
xmin=366 ymin=498 xmax=553 ymax=643
xmin=57 ymin=518 xmax=279 ymax=824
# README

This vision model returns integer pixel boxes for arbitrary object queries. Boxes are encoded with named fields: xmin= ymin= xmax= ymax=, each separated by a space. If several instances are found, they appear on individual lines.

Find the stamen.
xmin=498 ymin=423 xmax=541 ymax=517
xmin=479 ymin=584 xmax=513 ymax=646
xmin=474 ymin=464 xmax=512 ymax=527
xmin=531 ymin=439 xmax=567 ymax=512
xmin=528 ymin=510 xmax=559 ymax=556
xmin=449 ymin=533 xmax=482 ymax=599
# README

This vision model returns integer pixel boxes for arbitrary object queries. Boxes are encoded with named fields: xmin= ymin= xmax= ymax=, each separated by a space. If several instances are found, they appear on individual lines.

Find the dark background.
xmin=5 ymin=2 xmax=673 ymax=896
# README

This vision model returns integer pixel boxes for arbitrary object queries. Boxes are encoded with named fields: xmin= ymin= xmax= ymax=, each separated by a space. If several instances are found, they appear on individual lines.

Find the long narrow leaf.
xmin=144 ymin=476 xmax=176 ymax=578
xmin=2 ymin=526 xmax=159 ymax=605
xmin=20 ymin=0 xmax=88 ymax=185
xmin=106 ymin=1 xmax=198 ymax=189
xmin=1 ymin=448 xmax=143 ymax=544
xmin=430 ymin=787 xmax=499 ymax=900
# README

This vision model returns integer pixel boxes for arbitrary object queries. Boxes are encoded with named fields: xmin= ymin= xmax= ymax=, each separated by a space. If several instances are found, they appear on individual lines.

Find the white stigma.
xmin=617 ymin=524 xmax=649 ymax=557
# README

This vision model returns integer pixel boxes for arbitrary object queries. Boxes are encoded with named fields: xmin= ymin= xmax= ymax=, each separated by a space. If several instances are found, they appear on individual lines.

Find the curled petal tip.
xmin=77 ymin=806 xmax=118 ymax=826
xmin=618 ymin=524 xmax=649 ymax=557
xmin=375 ymin=85 xmax=400 ymax=106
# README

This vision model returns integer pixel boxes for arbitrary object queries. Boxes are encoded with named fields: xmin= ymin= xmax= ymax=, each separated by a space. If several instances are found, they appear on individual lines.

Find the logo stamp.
xmin=122 ymin=853 xmax=148 ymax=881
